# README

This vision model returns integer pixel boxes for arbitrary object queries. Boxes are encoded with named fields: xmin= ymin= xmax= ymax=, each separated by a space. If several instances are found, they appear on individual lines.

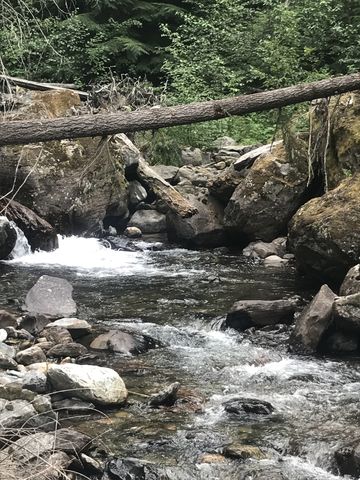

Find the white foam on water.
xmin=6 ymin=235 xmax=202 ymax=278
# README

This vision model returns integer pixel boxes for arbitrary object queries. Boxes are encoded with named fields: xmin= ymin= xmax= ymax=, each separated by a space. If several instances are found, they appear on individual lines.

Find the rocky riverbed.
xmin=0 ymin=235 xmax=360 ymax=479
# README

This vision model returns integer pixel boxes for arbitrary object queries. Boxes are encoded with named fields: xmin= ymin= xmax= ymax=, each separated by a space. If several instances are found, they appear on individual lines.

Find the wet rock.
xmin=334 ymin=293 xmax=360 ymax=333
xmin=225 ymin=297 xmax=301 ymax=332
xmin=198 ymin=453 xmax=226 ymax=464
xmin=52 ymin=397 xmax=95 ymax=414
xmin=105 ymin=457 xmax=160 ymax=480
xmin=223 ymin=443 xmax=266 ymax=460
xmin=44 ymin=326 xmax=73 ymax=344
xmin=152 ymin=165 xmax=179 ymax=184
xmin=223 ymin=397 xmax=274 ymax=415
xmin=128 ymin=210 xmax=166 ymax=234
xmin=289 ymin=285 xmax=336 ymax=354
xmin=167 ymin=189 xmax=225 ymax=247
xmin=224 ymin=143 xmax=309 ymax=242
xmin=47 ymin=342 xmax=88 ymax=358
xmin=340 ymin=264 xmax=360 ymax=296
xmin=0 ymin=398 xmax=36 ymax=428
xmin=242 ymin=238 xmax=286 ymax=259
xmin=0 ymin=309 xmax=18 ymax=328
xmin=90 ymin=329 xmax=159 ymax=355
xmin=288 ymin=174 xmax=360 ymax=283
xmin=48 ymin=363 xmax=128 ymax=405
xmin=149 ymin=382 xmax=180 ymax=407
xmin=25 ymin=275 xmax=77 ymax=318
xmin=322 ymin=331 xmax=359 ymax=354
xmin=45 ymin=318 xmax=92 ymax=339
xmin=0 ymin=216 xmax=17 ymax=260
xmin=334 ymin=442 xmax=360 ymax=477
xmin=0 ymin=199 xmax=58 ymax=251
xmin=264 ymin=255 xmax=289 ymax=268
xmin=16 ymin=345 xmax=47 ymax=366
xmin=124 ymin=226 xmax=142 ymax=238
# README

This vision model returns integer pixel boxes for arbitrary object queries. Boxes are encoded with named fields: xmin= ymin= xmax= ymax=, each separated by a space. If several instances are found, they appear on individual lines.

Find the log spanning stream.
xmin=1 ymin=235 xmax=359 ymax=479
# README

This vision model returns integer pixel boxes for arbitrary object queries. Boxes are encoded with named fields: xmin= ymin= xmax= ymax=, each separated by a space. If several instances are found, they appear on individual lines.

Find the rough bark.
xmin=1 ymin=74 xmax=360 ymax=146
xmin=114 ymin=135 xmax=197 ymax=218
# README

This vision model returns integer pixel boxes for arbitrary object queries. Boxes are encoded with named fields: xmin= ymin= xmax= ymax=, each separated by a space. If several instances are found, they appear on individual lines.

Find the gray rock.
xmin=149 ymin=382 xmax=180 ymax=407
xmin=242 ymin=238 xmax=286 ymax=259
xmin=48 ymin=363 xmax=128 ymax=405
xmin=223 ymin=397 xmax=274 ymax=415
xmin=16 ymin=346 xmax=46 ymax=366
xmin=0 ymin=342 xmax=16 ymax=359
xmin=0 ymin=216 xmax=17 ymax=260
xmin=25 ymin=275 xmax=77 ymax=318
xmin=128 ymin=210 xmax=166 ymax=234
xmin=0 ymin=309 xmax=18 ymax=328
xmin=0 ymin=398 xmax=36 ymax=428
xmin=21 ymin=371 xmax=48 ymax=393
xmin=0 ymin=330 xmax=7 ymax=343
xmin=334 ymin=293 xmax=360 ymax=333
xmin=264 ymin=255 xmax=289 ymax=268
xmin=152 ymin=165 xmax=179 ymax=183
xmin=45 ymin=318 xmax=92 ymax=338
xmin=225 ymin=297 xmax=301 ymax=332
xmin=52 ymin=397 xmax=95 ymax=414
xmin=19 ymin=313 xmax=51 ymax=334
xmin=32 ymin=394 xmax=52 ymax=414
xmin=128 ymin=180 xmax=147 ymax=208
xmin=90 ymin=329 xmax=158 ymax=355
xmin=340 ymin=264 xmax=360 ymax=296
xmin=181 ymin=147 xmax=203 ymax=166
xmin=335 ymin=442 xmax=360 ymax=477
xmin=289 ymin=285 xmax=336 ymax=354
xmin=0 ymin=353 xmax=18 ymax=370
xmin=47 ymin=342 xmax=88 ymax=358
xmin=223 ymin=443 xmax=266 ymax=460
xmin=212 ymin=136 xmax=237 ymax=148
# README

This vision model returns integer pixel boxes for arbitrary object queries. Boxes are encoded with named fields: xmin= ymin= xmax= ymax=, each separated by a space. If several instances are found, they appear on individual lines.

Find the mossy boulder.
xmin=288 ymin=174 xmax=360 ymax=283
xmin=224 ymin=143 xmax=309 ymax=242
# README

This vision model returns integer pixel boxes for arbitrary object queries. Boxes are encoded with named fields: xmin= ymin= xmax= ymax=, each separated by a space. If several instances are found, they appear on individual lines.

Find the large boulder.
xmin=288 ymin=174 xmax=360 ymax=283
xmin=48 ymin=363 xmax=127 ymax=405
xmin=25 ymin=275 xmax=77 ymax=318
xmin=224 ymin=143 xmax=309 ymax=242
xmin=0 ymin=199 xmax=57 ymax=252
xmin=128 ymin=209 xmax=166 ymax=234
xmin=0 ymin=216 xmax=16 ymax=260
xmin=334 ymin=293 xmax=360 ymax=333
xmin=224 ymin=298 xmax=301 ymax=332
xmin=289 ymin=285 xmax=336 ymax=354
xmin=167 ymin=187 xmax=226 ymax=247
xmin=340 ymin=264 xmax=360 ymax=296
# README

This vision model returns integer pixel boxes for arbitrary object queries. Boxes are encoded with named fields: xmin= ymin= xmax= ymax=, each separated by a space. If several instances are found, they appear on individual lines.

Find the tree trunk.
xmin=1 ymin=74 xmax=360 ymax=146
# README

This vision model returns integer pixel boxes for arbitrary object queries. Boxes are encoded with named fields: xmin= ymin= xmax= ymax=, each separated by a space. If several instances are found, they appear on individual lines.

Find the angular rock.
xmin=334 ymin=293 xmax=360 ymax=333
xmin=0 ymin=309 xmax=18 ymax=328
xmin=152 ymin=165 xmax=179 ymax=184
xmin=0 ymin=216 xmax=17 ymax=260
xmin=44 ymin=326 xmax=73 ymax=344
xmin=167 ymin=189 xmax=225 ymax=247
xmin=289 ymin=285 xmax=336 ymax=354
xmin=0 ymin=353 xmax=18 ymax=370
xmin=48 ymin=363 xmax=128 ymax=405
xmin=47 ymin=342 xmax=88 ymax=358
xmin=128 ymin=210 xmax=166 ymax=234
xmin=128 ymin=180 xmax=147 ymax=208
xmin=340 ymin=264 xmax=360 ymax=296
xmin=21 ymin=371 xmax=48 ymax=393
xmin=242 ymin=238 xmax=286 ymax=259
xmin=149 ymin=382 xmax=180 ymax=407
xmin=45 ymin=318 xmax=92 ymax=338
xmin=0 ymin=342 xmax=16 ymax=359
xmin=0 ymin=199 xmax=58 ymax=251
xmin=224 ymin=143 xmax=309 ymax=242
xmin=16 ymin=346 xmax=47 ymax=366
xmin=208 ymin=166 xmax=244 ymax=204
xmin=288 ymin=174 xmax=360 ymax=283
xmin=25 ymin=275 xmax=77 ymax=317
xmin=90 ymin=329 xmax=159 ymax=355
xmin=225 ymin=297 xmax=301 ymax=332
xmin=223 ymin=397 xmax=274 ymax=415
xmin=0 ymin=398 xmax=36 ymax=428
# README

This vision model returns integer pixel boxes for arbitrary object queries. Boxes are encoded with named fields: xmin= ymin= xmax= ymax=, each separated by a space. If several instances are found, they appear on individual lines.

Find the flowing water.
xmin=1 ymin=235 xmax=359 ymax=479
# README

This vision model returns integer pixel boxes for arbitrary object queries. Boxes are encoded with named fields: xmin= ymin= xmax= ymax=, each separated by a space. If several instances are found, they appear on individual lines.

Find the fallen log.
xmin=114 ymin=135 xmax=197 ymax=218
xmin=0 ymin=74 xmax=89 ymax=100
xmin=1 ymin=74 xmax=360 ymax=147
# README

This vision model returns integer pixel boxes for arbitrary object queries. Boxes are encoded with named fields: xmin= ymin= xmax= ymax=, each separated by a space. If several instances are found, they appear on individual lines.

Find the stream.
xmin=1 ymin=235 xmax=359 ymax=480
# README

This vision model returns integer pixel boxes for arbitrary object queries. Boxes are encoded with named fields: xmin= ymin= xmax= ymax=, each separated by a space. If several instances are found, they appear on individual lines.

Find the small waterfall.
xmin=9 ymin=222 xmax=31 ymax=259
